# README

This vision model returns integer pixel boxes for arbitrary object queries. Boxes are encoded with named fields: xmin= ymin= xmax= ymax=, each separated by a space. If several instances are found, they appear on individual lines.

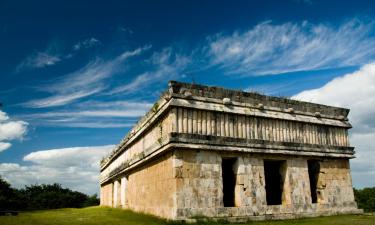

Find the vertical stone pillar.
xmin=113 ymin=180 xmax=120 ymax=207
xmin=171 ymin=108 xmax=178 ymax=133
xmin=108 ymin=183 xmax=113 ymax=207
xmin=121 ymin=176 xmax=128 ymax=208
xmin=100 ymin=186 xmax=104 ymax=206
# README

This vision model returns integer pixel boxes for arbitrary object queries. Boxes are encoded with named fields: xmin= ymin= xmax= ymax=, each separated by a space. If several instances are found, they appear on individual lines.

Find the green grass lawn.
xmin=0 ymin=207 xmax=374 ymax=225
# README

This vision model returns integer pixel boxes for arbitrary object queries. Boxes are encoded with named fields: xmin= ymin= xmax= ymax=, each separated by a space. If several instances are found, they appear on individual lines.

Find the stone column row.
xmin=173 ymin=107 xmax=349 ymax=146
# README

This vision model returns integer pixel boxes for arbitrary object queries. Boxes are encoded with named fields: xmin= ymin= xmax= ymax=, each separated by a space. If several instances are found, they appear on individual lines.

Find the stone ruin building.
xmin=100 ymin=81 xmax=361 ymax=221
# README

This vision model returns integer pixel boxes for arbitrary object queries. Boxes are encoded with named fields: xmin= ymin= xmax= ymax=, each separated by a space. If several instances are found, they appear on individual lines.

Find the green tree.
xmin=354 ymin=187 xmax=375 ymax=212
xmin=0 ymin=176 xmax=22 ymax=210
xmin=20 ymin=183 xmax=91 ymax=210
xmin=0 ymin=177 xmax=99 ymax=211
xmin=83 ymin=194 xmax=100 ymax=207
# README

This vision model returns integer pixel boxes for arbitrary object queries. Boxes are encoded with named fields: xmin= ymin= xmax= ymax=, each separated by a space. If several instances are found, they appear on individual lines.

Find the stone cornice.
xmin=169 ymin=97 xmax=351 ymax=128
xmin=168 ymin=81 xmax=350 ymax=119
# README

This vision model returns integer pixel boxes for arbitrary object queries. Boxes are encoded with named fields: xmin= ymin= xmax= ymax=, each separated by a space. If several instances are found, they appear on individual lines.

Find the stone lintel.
xmin=169 ymin=133 xmax=355 ymax=155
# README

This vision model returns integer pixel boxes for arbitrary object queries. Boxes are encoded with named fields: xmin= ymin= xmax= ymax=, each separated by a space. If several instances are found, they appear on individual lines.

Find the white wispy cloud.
xmin=16 ymin=37 xmax=102 ymax=73
xmin=0 ymin=110 xmax=28 ymax=152
xmin=24 ymin=87 xmax=103 ymax=108
xmin=0 ymin=145 xmax=114 ymax=194
xmin=108 ymin=47 xmax=191 ymax=95
xmin=23 ymin=46 xmax=151 ymax=108
xmin=118 ymin=27 xmax=134 ymax=34
xmin=73 ymin=37 xmax=100 ymax=51
xmin=206 ymin=19 xmax=375 ymax=75
xmin=48 ymin=122 xmax=135 ymax=128
xmin=16 ymin=52 xmax=61 ymax=72
xmin=19 ymin=101 xmax=151 ymax=128
xmin=293 ymin=62 xmax=375 ymax=188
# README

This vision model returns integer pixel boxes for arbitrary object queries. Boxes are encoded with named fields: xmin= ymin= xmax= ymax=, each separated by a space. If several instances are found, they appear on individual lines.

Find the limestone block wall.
xmin=100 ymin=182 xmax=113 ymax=207
xmin=173 ymin=150 xmax=223 ymax=218
xmin=125 ymin=152 xmax=176 ymax=219
xmin=173 ymin=149 xmax=357 ymax=219
xmin=234 ymin=157 xmax=267 ymax=211
xmin=316 ymin=159 xmax=356 ymax=209
xmin=284 ymin=158 xmax=313 ymax=213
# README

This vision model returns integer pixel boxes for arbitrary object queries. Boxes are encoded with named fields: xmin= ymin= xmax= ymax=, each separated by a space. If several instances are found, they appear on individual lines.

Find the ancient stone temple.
xmin=100 ymin=81 xmax=361 ymax=221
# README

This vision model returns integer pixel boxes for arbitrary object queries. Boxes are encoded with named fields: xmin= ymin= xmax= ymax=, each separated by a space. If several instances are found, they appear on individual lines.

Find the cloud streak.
xmin=19 ymin=101 xmax=152 ymax=128
xmin=206 ymin=19 xmax=375 ymax=75
xmin=24 ymin=87 xmax=103 ymax=108
xmin=16 ymin=52 xmax=61 ymax=72
xmin=108 ymin=47 xmax=191 ymax=95
xmin=23 ymin=46 xmax=151 ymax=108
xmin=16 ymin=37 xmax=102 ymax=73
xmin=73 ymin=38 xmax=100 ymax=51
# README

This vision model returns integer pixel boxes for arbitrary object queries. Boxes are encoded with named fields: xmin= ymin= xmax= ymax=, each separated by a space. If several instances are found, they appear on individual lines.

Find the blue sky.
xmin=1 ymin=0 xmax=375 ymax=194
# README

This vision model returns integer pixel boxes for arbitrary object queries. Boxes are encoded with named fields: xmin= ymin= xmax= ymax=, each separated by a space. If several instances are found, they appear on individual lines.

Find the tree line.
xmin=0 ymin=176 xmax=99 ymax=211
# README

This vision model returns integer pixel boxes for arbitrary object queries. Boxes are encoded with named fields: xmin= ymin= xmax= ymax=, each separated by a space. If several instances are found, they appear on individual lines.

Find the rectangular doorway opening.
xmin=264 ymin=160 xmax=286 ymax=205
xmin=308 ymin=160 xmax=320 ymax=203
xmin=222 ymin=158 xmax=237 ymax=207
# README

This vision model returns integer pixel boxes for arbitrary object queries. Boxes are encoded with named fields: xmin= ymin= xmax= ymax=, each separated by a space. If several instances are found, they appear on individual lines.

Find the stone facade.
xmin=100 ymin=81 xmax=361 ymax=221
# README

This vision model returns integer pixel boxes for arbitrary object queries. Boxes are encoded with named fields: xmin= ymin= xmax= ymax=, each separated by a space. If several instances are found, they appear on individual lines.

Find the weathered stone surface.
xmin=99 ymin=81 xmax=361 ymax=221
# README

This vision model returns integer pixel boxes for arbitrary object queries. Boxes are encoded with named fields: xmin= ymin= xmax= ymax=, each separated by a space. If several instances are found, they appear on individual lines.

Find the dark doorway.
xmin=222 ymin=158 xmax=237 ymax=207
xmin=308 ymin=160 xmax=320 ymax=203
xmin=264 ymin=160 xmax=286 ymax=205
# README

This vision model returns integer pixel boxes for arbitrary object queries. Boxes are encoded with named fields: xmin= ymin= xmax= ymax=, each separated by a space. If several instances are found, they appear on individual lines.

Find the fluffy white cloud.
xmin=293 ymin=62 xmax=375 ymax=188
xmin=0 ymin=120 xmax=28 ymax=141
xmin=0 ymin=142 xmax=11 ymax=152
xmin=207 ymin=19 xmax=375 ymax=75
xmin=0 ymin=110 xmax=28 ymax=152
xmin=0 ymin=111 xmax=10 ymax=121
xmin=0 ymin=145 xmax=114 ymax=194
